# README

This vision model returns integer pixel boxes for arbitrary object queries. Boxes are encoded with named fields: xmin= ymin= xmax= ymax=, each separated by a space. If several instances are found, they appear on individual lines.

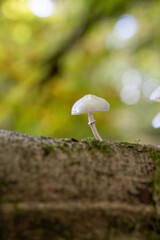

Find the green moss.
xmin=42 ymin=144 xmax=55 ymax=156
xmin=95 ymin=142 xmax=113 ymax=157
xmin=142 ymin=146 xmax=160 ymax=161
xmin=118 ymin=141 xmax=139 ymax=151
xmin=96 ymin=170 xmax=101 ymax=177
xmin=58 ymin=146 xmax=70 ymax=155
xmin=59 ymin=138 xmax=71 ymax=142
xmin=70 ymin=160 xmax=80 ymax=166
xmin=58 ymin=143 xmax=71 ymax=155
xmin=40 ymin=136 xmax=50 ymax=140
xmin=81 ymin=137 xmax=95 ymax=149
xmin=81 ymin=137 xmax=95 ymax=142
xmin=81 ymin=137 xmax=113 ymax=157
xmin=72 ymin=146 xmax=82 ymax=151
xmin=60 ymin=138 xmax=79 ymax=143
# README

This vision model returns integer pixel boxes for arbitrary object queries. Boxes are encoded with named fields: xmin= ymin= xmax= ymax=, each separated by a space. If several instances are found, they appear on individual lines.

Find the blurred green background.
xmin=1 ymin=0 xmax=160 ymax=144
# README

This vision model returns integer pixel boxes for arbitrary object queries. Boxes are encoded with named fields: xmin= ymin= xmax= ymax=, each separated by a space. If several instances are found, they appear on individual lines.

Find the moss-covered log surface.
xmin=1 ymin=130 xmax=160 ymax=240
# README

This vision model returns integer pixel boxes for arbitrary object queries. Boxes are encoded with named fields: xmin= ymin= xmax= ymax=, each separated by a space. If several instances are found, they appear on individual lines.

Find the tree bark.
xmin=0 ymin=129 xmax=160 ymax=240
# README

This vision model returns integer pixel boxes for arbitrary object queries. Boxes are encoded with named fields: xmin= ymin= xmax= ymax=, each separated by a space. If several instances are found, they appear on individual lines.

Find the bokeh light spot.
xmin=2 ymin=0 xmax=30 ymax=20
xmin=122 ymin=69 xmax=142 ymax=88
xmin=115 ymin=14 xmax=138 ymax=40
xmin=143 ymin=78 xmax=160 ymax=99
xmin=120 ymin=85 xmax=140 ymax=105
xmin=28 ymin=0 xmax=56 ymax=18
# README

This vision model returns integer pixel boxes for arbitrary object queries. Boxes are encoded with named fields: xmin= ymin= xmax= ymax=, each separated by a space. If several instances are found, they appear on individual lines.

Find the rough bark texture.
xmin=0 ymin=129 xmax=160 ymax=240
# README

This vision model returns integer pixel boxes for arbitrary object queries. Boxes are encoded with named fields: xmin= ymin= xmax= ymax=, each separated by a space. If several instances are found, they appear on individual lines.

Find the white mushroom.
xmin=150 ymin=86 xmax=160 ymax=102
xmin=71 ymin=94 xmax=110 ymax=141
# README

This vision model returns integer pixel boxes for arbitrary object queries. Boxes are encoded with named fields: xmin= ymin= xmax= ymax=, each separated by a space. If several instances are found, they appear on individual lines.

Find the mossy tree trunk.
xmin=0 ymin=130 xmax=160 ymax=240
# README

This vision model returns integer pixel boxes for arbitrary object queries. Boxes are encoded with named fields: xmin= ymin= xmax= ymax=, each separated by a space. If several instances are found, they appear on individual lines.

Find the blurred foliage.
xmin=1 ymin=0 xmax=160 ymax=144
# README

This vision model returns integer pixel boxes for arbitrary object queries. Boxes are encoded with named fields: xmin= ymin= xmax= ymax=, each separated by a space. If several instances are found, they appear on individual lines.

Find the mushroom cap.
xmin=150 ymin=86 xmax=160 ymax=102
xmin=152 ymin=112 xmax=160 ymax=128
xmin=71 ymin=94 xmax=110 ymax=115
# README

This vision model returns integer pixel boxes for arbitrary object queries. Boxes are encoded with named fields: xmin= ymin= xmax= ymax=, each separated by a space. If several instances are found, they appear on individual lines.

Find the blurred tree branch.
xmin=40 ymin=0 xmax=129 ymax=85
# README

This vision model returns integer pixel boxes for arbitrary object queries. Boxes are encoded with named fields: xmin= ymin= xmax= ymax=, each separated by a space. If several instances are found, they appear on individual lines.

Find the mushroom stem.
xmin=88 ymin=113 xmax=102 ymax=141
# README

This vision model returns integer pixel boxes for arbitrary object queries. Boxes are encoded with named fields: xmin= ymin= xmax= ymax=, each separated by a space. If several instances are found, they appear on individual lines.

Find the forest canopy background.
xmin=0 ymin=0 xmax=160 ymax=144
